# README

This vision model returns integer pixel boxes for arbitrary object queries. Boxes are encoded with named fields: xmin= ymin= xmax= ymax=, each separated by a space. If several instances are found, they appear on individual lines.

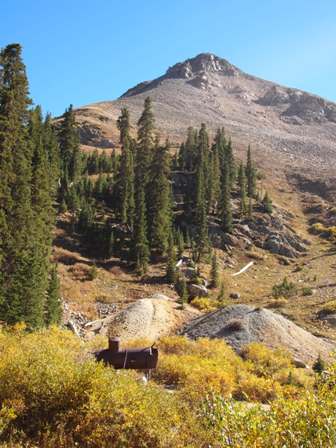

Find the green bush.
xmin=272 ymin=277 xmax=297 ymax=299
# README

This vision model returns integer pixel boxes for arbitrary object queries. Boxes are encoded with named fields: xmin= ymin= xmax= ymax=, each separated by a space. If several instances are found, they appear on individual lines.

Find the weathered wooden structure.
xmin=95 ymin=337 xmax=158 ymax=371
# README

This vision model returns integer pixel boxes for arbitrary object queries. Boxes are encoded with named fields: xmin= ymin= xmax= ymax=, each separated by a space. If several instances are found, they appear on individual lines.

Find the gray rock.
xmin=230 ymin=292 xmax=241 ymax=300
xmin=189 ymin=284 xmax=209 ymax=298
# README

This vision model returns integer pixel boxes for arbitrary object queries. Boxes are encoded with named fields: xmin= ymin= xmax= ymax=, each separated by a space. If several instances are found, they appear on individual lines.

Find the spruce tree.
xmin=45 ymin=265 xmax=62 ymax=326
xmin=262 ymin=191 xmax=273 ymax=214
xmin=0 ymin=44 xmax=56 ymax=327
xmin=176 ymin=276 xmax=188 ymax=309
xmin=166 ymin=233 xmax=177 ymax=284
xmin=108 ymin=230 xmax=115 ymax=258
xmin=246 ymin=145 xmax=256 ymax=198
xmin=147 ymin=141 xmax=172 ymax=255
xmin=238 ymin=162 xmax=247 ymax=216
xmin=224 ymin=138 xmax=236 ymax=187
xmin=117 ymin=108 xmax=135 ymax=229
xmin=195 ymin=162 xmax=209 ymax=257
xmin=209 ymin=144 xmax=221 ymax=214
xmin=133 ymin=186 xmax=149 ymax=274
xmin=136 ymin=97 xmax=155 ymax=187
xmin=210 ymin=252 xmax=219 ymax=288
xmin=117 ymin=108 xmax=130 ymax=145
xmin=58 ymin=104 xmax=81 ymax=205
xmin=221 ymin=164 xmax=233 ymax=233
xmin=176 ymin=229 xmax=185 ymax=259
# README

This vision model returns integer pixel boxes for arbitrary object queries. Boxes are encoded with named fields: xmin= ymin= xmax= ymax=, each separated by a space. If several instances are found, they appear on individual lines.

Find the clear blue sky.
xmin=2 ymin=0 xmax=336 ymax=116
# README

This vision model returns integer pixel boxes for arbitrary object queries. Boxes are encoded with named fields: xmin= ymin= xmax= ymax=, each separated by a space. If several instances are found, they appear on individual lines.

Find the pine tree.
xmin=117 ymin=108 xmax=130 ymax=145
xmin=58 ymin=104 xmax=81 ymax=204
xmin=262 ymin=191 xmax=273 ymax=214
xmin=45 ymin=265 xmax=62 ymax=326
xmin=136 ymin=97 xmax=155 ymax=187
xmin=248 ymin=196 xmax=253 ymax=219
xmin=238 ymin=162 xmax=247 ymax=216
xmin=224 ymin=138 xmax=236 ymax=187
xmin=209 ymin=144 xmax=221 ymax=214
xmin=28 ymin=106 xmax=56 ymax=326
xmin=147 ymin=141 xmax=172 ymax=255
xmin=108 ymin=230 xmax=115 ymax=258
xmin=166 ymin=234 xmax=177 ymax=284
xmin=182 ymin=127 xmax=198 ymax=171
xmin=246 ymin=145 xmax=256 ymax=198
xmin=312 ymin=354 xmax=325 ymax=374
xmin=176 ymin=276 xmax=188 ymax=308
xmin=195 ymin=162 xmax=209 ymax=257
xmin=210 ymin=252 xmax=219 ymax=288
xmin=133 ymin=186 xmax=149 ymax=274
xmin=0 ymin=44 xmax=57 ymax=327
xmin=176 ymin=229 xmax=185 ymax=259
xmin=117 ymin=108 xmax=135 ymax=228
xmin=221 ymin=164 xmax=233 ymax=233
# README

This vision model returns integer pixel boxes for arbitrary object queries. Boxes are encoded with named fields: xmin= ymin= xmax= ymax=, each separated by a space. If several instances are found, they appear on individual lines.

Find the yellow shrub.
xmin=234 ymin=372 xmax=282 ymax=402
xmin=241 ymin=343 xmax=292 ymax=377
xmin=310 ymin=222 xmax=327 ymax=234
xmin=320 ymin=300 xmax=336 ymax=315
xmin=190 ymin=297 xmax=221 ymax=311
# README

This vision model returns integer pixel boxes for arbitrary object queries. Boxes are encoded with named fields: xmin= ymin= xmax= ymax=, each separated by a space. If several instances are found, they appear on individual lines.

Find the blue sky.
xmin=2 ymin=0 xmax=336 ymax=116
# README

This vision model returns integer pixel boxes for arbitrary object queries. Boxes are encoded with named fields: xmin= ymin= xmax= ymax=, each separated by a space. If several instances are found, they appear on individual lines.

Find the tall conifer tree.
xmin=246 ymin=145 xmax=256 ymax=198
xmin=148 ymin=141 xmax=172 ymax=255
xmin=238 ymin=162 xmax=247 ymax=216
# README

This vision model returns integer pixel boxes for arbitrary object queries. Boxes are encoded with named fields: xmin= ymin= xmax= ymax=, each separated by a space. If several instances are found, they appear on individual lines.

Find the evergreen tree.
xmin=147 ymin=141 xmax=172 ymax=255
xmin=248 ymin=196 xmax=253 ymax=220
xmin=209 ymin=144 xmax=221 ymax=213
xmin=262 ymin=191 xmax=273 ymax=214
xmin=166 ymin=234 xmax=177 ymax=284
xmin=45 ymin=265 xmax=62 ymax=326
xmin=176 ymin=229 xmax=185 ymax=259
xmin=117 ymin=108 xmax=135 ymax=228
xmin=238 ymin=162 xmax=247 ymax=216
xmin=133 ymin=186 xmax=149 ymax=274
xmin=210 ymin=252 xmax=219 ymax=288
xmin=117 ymin=108 xmax=130 ymax=145
xmin=175 ymin=276 xmax=188 ymax=309
xmin=195 ymin=162 xmax=209 ymax=257
xmin=221 ymin=164 xmax=233 ymax=233
xmin=136 ymin=97 xmax=155 ymax=187
xmin=224 ymin=138 xmax=236 ymax=187
xmin=246 ymin=145 xmax=256 ymax=198
xmin=28 ymin=106 xmax=56 ymax=326
xmin=0 ymin=44 xmax=56 ymax=327
xmin=313 ymin=354 xmax=325 ymax=374
xmin=58 ymin=104 xmax=81 ymax=204
xmin=108 ymin=230 xmax=115 ymax=258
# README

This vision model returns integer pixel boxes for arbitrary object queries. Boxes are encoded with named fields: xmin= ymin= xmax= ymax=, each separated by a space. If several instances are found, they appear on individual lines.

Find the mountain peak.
xmin=165 ymin=53 xmax=240 ymax=79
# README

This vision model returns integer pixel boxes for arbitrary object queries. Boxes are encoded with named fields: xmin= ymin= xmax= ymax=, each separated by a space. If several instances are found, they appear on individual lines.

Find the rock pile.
xmin=183 ymin=304 xmax=335 ymax=364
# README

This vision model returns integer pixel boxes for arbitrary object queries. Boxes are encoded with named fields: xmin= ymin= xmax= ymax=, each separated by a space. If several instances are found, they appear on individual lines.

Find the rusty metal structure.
xmin=95 ymin=337 xmax=159 ymax=371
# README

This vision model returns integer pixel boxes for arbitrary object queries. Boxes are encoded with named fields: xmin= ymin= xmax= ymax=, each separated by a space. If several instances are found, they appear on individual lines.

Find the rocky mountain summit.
xmin=73 ymin=53 xmax=336 ymax=184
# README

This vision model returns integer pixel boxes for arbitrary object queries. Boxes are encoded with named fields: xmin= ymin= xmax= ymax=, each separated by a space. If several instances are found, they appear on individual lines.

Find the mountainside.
xmin=74 ymin=53 xmax=336 ymax=183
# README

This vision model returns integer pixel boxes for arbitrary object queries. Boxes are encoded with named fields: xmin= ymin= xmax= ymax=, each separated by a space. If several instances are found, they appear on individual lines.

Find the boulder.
xmin=104 ymin=298 xmax=182 ymax=342
xmin=189 ymin=284 xmax=209 ymax=298
xmin=230 ymin=292 xmax=241 ymax=300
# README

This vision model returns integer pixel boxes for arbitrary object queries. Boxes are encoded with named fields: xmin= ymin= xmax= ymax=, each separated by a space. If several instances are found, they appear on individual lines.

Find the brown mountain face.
xmin=73 ymin=53 xmax=336 ymax=195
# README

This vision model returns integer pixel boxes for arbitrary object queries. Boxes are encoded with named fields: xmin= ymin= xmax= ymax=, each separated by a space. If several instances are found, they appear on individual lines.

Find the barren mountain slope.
xmin=73 ymin=53 xmax=336 ymax=184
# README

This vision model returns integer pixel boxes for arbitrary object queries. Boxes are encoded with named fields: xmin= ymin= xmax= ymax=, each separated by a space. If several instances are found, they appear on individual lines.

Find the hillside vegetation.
xmin=0 ymin=326 xmax=335 ymax=447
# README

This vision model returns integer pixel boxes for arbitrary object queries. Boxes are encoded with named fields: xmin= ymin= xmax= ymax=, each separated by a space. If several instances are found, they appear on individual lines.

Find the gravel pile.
xmin=183 ymin=304 xmax=335 ymax=364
